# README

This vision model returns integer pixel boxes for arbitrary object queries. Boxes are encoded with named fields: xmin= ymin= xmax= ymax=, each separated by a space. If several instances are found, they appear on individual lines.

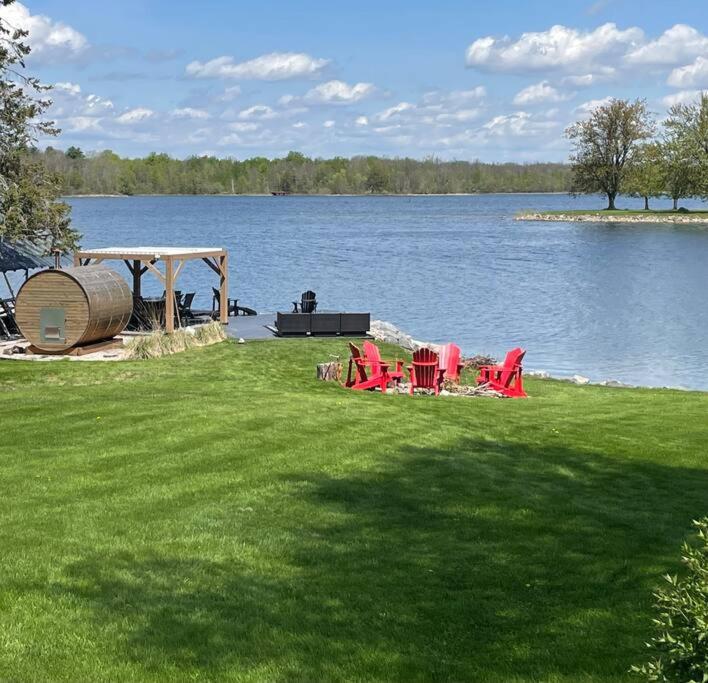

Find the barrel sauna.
xmin=15 ymin=265 xmax=132 ymax=353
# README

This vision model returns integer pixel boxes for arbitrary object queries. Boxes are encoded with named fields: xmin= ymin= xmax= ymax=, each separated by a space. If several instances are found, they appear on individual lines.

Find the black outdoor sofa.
xmin=276 ymin=312 xmax=370 ymax=337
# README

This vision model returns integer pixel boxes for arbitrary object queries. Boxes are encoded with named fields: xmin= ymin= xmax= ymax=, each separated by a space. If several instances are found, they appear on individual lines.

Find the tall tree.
xmin=663 ymin=91 xmax=708 ymax=199
xmin=624 ymin=142 xmax=665 ymax=210
xmin=565 ymin=98 xmax=655 ymax=210
xmin=0 ymin=0 xmax=78 ymax=251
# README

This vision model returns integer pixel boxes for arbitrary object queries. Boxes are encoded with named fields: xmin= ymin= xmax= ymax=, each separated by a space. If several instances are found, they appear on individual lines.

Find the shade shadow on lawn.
xmin=53 ymin=437 xmax=708 ymax=683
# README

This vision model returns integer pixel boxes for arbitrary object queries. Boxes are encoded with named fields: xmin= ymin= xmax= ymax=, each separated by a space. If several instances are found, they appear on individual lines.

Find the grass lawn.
xmin=1 ymin=339 xmax=707 ymax=682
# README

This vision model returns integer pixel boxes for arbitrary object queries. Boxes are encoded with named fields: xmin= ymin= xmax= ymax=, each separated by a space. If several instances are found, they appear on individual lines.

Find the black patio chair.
xmin=0 ymin=298 xmax=19 ymax=338
xmin=212 ymin=287 xmax=238 ymax=317
xmin=293 ymin=290 xmax=317 ymax=313
xmin=179 ymin=292 xmax=196 ymax=323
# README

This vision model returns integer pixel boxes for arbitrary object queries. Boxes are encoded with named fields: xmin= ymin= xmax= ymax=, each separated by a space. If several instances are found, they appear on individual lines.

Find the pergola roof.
xmin=0 ymin=239 xmax=55 ymax=273
xmin=75 ymin=246 xmax=225 ymax=260
xmin=73 ymin=245 xmax=230 ymax=334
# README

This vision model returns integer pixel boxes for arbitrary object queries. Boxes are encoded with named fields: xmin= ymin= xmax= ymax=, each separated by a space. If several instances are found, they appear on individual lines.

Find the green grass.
xmin=1 ymin=339 xmax=707 ymax=682
xmin=522 ymin=209 xmax=708 ymax=217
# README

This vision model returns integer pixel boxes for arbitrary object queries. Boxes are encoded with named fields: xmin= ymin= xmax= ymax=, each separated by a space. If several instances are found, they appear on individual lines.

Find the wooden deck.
xmin=225 ymin=314 xmax=279 ymax=340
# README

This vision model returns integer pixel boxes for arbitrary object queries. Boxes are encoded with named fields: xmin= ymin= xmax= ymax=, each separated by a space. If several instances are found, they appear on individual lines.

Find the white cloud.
xmin=513 ymin=80 xmax=574 ymax=105
xmin=218 ymin=86 xmax=242 ymax=102
xmin=63 ymin=116 xmax=103 ymax=133
xmin=237 ymin=105 xmax=277 ymax=120
xmin=0 ymin=1 xmax=88 ymax=62
xmin=115 ymin=108 xmax=155 ymax=124
xmin=561 ymin=72 xmax=612 ymax=87
xmin=435 ymin=109 xmax=482 ymax=123
xmin=323 ymin=120 xmax=335 ymax=128
xmin=303 ymin=80 xmax=376 ymax=104
xmin=575 ymin=96 xmax=614 ymax=115
xmin=292 ymin=121 xmax=306 ymax=129
xmin=378 ymin=102 xmax=415 ymax=121
xmin=466 ymin=23 xmax=642 ymax=73
xmin=667 ymin=56 xmax=708 ymax=88
xmin=662 ymin=90 xmax=703 ymax=107
xmin=421 ymin=87 xmax=487 ymax=107
xmin=171 ymin=107 xmax=211 ymax=120
xmin=625 ymin=24 xmax=708 ymax=66
xmin=229 ymin=122 xmax=259 ymax=132
xmin=355 ymin=116 xmax=368 ymax=126
xmin=185 ymin=52 xmax=329 ymax=80
xmin=481 ymin=111 xmax=557 ymax=137
xmin=54 ymin=81 xmax=82 ymax=95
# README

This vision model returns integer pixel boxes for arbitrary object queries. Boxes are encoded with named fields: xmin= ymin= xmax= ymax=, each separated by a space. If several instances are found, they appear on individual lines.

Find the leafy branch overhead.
xmin=0 ymin=0 xmax=79 ymax=251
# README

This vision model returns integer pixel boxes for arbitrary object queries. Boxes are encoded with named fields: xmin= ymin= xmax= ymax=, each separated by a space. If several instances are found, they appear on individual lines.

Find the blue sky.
xmin=3 ymin=0 xmax=707 ymax=160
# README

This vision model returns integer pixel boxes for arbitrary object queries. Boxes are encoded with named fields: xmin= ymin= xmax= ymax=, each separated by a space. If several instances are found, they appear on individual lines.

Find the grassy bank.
xmin=1 ymin=339 xmax=707 ymax=682
xmin=518 ymin=209 xmax=708 ymax=222
xmin=530 ymin=209 xmax=708 ymax=216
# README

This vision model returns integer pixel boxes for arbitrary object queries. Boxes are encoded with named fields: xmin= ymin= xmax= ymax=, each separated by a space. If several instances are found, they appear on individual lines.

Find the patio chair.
xmin=363 ymin=340 xmax=405 ymax=385
xmin=293 ymin=290 xmax=317 ymax=313
xmin=344 ymin=342 xmax=389 ymax=391
xmin=438 ymin=343 xmax=465 ymax=383
xmin=212 ymin=287 xmax=238 ymax=317
xmin=408 ymin=347 xmax=445 ymax=396
xmin=477 ymin=347 xmax=527 ymax=398
xmin=179 ymin=292 xmax=196 ymax=322
xmin=0 ymin=298 xmax=19 ymax=338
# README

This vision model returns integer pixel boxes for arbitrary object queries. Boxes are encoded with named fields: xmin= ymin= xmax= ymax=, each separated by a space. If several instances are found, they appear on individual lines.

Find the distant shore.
xmin=62 ymin=191 xmax=571 ymax=199
xmin=517 ymin=210 xmax=708 ymax=224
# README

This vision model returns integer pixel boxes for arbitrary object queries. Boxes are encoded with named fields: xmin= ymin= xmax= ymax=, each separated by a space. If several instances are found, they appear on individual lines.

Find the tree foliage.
xmin=0 ymin=0 xmax=78 ymax=251
xmin=566 ymin=98 xmax=655 ymax=210
xmin=632 ymin=518 xmax=708 ymax=682
xmin=33 ymin=148 xmax=573 ymax=196
xmin=624 ymin=143 xmax=666 ymax=210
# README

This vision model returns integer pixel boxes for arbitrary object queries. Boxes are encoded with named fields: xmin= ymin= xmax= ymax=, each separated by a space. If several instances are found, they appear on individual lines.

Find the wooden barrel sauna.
xmin=15 ymin=265 xmax=132 ymax=352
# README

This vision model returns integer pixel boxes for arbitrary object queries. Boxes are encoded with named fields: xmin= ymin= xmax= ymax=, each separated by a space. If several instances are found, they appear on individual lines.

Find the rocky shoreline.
xmin=368 ymin=320 xmax=690 ymax=391
xmin=517 ymin=212 xmax=708 ymax=224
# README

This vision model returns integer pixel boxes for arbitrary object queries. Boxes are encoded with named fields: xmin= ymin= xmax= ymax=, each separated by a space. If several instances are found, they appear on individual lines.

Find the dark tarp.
xmin=0 ymin=239 xmax=54 ymax=273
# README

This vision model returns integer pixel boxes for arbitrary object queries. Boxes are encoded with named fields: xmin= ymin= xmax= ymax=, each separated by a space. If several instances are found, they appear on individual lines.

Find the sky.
xmin=2 ymin=0 xmax=707 ymax=161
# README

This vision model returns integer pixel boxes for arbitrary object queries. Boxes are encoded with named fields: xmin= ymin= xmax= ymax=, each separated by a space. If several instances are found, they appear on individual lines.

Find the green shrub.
xmin=632 ymin=518 xmax=708 ymax=682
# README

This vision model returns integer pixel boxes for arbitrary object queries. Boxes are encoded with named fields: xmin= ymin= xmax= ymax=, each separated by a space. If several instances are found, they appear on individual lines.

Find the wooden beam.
xmin=165 ymin=256 xmax=174 ymax=333
xmin=219 ymin=252 xmax=229 ymax=324
xmin=73 ymin=253 xmax=80 ymax=267
xmin=173 ymin=258 xmax=186 ymax=283
xmin=123 ymin=259 xmax=135 ymax=275
xmin=202 ymin=257 xmax=221 ymax=275
xmin=143 ymin=259 xmax=166 ymax=283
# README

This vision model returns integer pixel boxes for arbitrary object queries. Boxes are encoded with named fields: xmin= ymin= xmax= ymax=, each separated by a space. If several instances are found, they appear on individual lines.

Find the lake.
xmin=64 ymin=193 xmax=708 ymax=390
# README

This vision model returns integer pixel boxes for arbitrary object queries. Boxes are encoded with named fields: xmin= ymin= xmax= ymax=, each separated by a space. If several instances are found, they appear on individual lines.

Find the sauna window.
xmin=40 ymin=307 xmax=66 ymax=343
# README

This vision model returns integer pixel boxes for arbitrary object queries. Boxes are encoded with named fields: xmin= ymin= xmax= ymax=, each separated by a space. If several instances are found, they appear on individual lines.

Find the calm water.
xmin=62 ymin=193 xmax=708 ymax=390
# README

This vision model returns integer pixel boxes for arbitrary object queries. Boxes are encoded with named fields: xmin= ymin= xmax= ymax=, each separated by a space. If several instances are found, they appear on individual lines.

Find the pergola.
xmin=73 ymin=246 xmax=228 ymax=333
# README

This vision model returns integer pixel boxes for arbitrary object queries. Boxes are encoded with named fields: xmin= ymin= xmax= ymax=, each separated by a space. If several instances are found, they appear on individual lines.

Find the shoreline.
xmin=62 ymin=191 xmax=572 ymax=199
xmin=370 ymin=320 xmax=702 ymax=393
xmin=517 ymin=211 xmax=708 ymax=224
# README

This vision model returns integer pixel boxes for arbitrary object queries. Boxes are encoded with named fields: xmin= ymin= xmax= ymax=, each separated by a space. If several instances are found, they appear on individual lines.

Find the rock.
xmin=571 ymin=374 xmax=590 ymax=385
xmin=598 ymin=379 xmax=629 ymax=388
xmin=238 ymin=337 xmax=245 ymax=344
xmin=527 ymin=370 xmax=550 ymax=379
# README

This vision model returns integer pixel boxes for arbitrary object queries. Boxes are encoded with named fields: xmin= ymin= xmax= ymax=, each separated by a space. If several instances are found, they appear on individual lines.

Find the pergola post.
xmin=133 ymin=259 xmax=141 ymax=299
xmin=73 ymin=253 xmax=80 ymax=267
xmin=165 ymin=256 xmax=175 ymax=333
xmin=219 ymin=252 xmax=228 ymax=324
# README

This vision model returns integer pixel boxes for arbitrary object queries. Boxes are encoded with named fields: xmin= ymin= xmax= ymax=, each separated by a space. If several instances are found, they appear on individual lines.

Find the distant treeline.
xmin=34 ymin=148 xmax=572 ymax=195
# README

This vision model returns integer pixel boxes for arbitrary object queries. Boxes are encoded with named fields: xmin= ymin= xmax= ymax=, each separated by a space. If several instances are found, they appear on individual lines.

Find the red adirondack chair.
xmin=345 ymin=342 xmax=389 ymax=392
xmin=407 ymin=347 xmax=445 ymax=396
xmin=363 ymin=341 xmax=405 ymax=385
xmin=477 ymin=347 xmax=527 ymax=398
xmin=438 ymin=343 xmax=465 ymax=383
